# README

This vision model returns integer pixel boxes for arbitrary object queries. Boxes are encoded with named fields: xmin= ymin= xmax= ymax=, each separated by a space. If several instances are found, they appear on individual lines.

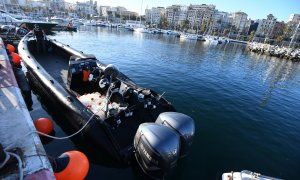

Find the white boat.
xmin=180 ymin=33 xmax=198 ymax=40
xmin=133 ymin=27 xmax=149 ymax=33
xmin=205 ymin=35 xmax=222 ymax=44
xmin=222 ymin=170 xmax=282 ymax=180
xmin=0 ymin=10 xmax=57 ymax=30
xmin=124 ymin=20 xmax=145 ymax=31
xmin=50 ymin=17 xmax=69 ymax=26
xmin=67 ymin=18 xmax=84 ymax=26
xmin=197 ymin=35 xmax=206 ymax=41
xmin=83 ymin=20 xmax=97 ymax=26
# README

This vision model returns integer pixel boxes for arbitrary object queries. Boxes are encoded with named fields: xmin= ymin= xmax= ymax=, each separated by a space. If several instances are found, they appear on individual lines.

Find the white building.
xmin=0 ymin=0 xmax=24 ymax=14
xmin=165 ymin=5 xmax=187 ymax=28
xmin=210 ymin=10 xmax=231 ymax=34
xmin=76 ymin=1 xmax=97 ymax=18
xmin=232 ymin=11 xmax=248 ymax=34
xmin=145 ymin=7 xmax=165 ymax=25
xmin=186 ymin=4 xmax=215 ymax=33
xmin=99 ymin=6 xmax=110 ymax=17
xmin=288 ymin=14 xmax=300 ymax=23
xmin=255 ymin=14 xmax=277 ymax=37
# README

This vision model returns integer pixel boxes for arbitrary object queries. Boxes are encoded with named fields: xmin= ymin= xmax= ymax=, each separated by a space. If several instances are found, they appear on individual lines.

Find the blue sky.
xmin=94 ymin=0 xmax=300 ymax=22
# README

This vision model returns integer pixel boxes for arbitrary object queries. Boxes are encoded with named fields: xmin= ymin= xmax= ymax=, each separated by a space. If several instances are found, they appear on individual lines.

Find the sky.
xmin=81 ymin=0 xmax=300 ymax=22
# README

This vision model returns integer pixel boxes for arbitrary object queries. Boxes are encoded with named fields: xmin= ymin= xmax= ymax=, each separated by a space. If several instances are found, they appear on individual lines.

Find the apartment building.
xmin=187 ymin=4 xmax=215 ymax=31
xmin=288 ymin=14 xmax=300 ymax=23
xmin=165 ymin=5 xmax=187 ymax=28
xmin=232 ymin=11 xmax=249 ymax=34
xmin=255 ymin=14 xmax=277 ymax=37
xmin=145 ymin=7 xmax=165 ymax=25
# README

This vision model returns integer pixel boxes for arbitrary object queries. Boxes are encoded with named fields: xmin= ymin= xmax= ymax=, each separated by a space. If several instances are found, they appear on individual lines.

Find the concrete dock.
xmin=0 ymin=38 xmax=54 ymax=179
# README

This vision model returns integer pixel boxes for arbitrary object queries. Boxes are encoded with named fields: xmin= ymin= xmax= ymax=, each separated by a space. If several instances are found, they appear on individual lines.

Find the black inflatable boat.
xmin=18 ymin=33 xmax=195 ymax=179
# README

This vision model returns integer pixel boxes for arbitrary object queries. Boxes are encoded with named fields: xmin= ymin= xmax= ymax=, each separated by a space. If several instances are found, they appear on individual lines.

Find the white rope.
xmin=5 ymin=90 xmax=114 ymax=150
xmin=35 ymin=110 xmax=96 ymax=140
xmin=7 ymin=152 xmax=23 ymax=180
xmin=0 ymin=151 xmax=10 ymax=169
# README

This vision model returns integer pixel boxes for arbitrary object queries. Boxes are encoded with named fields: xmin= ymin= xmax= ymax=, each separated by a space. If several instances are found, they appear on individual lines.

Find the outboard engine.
xmin=155 ymin=112 xmax=195 ymax=158
xmin=134 ymin=123 xmax=180 ymax=179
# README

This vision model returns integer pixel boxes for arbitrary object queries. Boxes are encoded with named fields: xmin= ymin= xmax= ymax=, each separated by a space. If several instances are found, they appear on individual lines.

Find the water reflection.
xmin=261 ymin=57 xmax=300 ymax=105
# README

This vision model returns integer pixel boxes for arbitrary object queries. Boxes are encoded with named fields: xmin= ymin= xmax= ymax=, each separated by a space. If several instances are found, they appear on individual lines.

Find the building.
xmin=288 ymin=14 xmax=300 ymax=23
xmin=255 ymin=14 xmax=277 ymax=37
xmin=186 ymin=4 xmax=215 ymax=32
xmin=76 ymin=0 xmax=97 ymax=19
xmin=232 ymin=11 xmax=249 ymax=34
xmin=248 ymin=20 xmax=259 ymax=35
xmin=165 ymin=5 xmax=187 ymax=29
xmin=0 ymin=0 xmax=24 ymax=14
xmin=145 ymin=7 xmax=165 ymax=26
xmin=99 ymin=6 xmax=137 ymax=22
xmin=99 ymin=6 xmax=110 ymax=17
xmin=210 ymin=10 xmax=231 ymax=35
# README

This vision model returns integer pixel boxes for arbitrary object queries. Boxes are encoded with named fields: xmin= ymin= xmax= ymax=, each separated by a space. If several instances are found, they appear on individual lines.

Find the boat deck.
xmin=31 ymin=49 xmax=142 ymax=150
xmin=34 ymin=51 xmax=69 ymax=88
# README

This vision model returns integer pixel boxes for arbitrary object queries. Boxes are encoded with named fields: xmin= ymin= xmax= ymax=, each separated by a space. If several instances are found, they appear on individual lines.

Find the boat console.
xmin=67 ymin=55 xmax=101 ymax=93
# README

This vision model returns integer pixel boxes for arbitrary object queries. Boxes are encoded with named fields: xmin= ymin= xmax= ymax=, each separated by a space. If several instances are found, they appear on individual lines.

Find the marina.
xmin=15 ymin=26 xmax=300 ymax=179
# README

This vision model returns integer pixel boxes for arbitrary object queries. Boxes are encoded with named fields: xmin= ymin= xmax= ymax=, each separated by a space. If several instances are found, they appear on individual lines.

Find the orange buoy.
xmin=10 ymin=53 xmax=21 ymax=66
xmin=6 ymin=44 xmax=15 ymax=53
xmin=54 ymin=151 xmax=89 ymax=180
xmin=34 ymin=118 xmax=54 ymax=136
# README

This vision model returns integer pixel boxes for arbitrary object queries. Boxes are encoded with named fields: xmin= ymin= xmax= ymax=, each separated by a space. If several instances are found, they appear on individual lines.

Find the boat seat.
xmin=68 ymin=57 xmax=99 ymax=94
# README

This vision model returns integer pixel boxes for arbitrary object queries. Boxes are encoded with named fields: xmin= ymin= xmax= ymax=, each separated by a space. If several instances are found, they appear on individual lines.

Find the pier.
xmin=0 ymin=37 xmax=54 ymax=179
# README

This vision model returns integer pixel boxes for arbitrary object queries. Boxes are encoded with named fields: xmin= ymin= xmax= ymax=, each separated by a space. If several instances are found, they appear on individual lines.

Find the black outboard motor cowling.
xmin=155 ymin=112 xmax=195 ymax=158
xmin=134 ymin=123 xmax=180 ymax=179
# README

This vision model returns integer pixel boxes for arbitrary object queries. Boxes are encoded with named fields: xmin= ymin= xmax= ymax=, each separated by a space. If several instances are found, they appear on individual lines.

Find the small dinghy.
xmin=222 ymin=170 xmax=282 ymax=180
xmin=18 ymin=33 xmax=195 ymax=179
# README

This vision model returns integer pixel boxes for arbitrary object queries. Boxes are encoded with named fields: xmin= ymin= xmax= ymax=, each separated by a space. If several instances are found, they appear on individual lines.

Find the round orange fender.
xmin=54 ymin=151 xmax=89 ymax=180
xmin=6 ymin=44 xmax=15 ymax=53
xmin=34 ymin=118 xmax=54 ymax=136
xmin=10 ymin=52 xmax=21 ymax=66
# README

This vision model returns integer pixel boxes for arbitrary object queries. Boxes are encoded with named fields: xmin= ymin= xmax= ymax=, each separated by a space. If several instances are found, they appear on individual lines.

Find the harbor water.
xmin=30 ymin=26 xmax=300 ymax=179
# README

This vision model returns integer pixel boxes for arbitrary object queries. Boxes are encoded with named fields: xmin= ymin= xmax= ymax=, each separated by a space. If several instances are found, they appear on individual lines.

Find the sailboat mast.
xmin=140 ymin=0 xmax=143 ymax=26
xmin=289 ymin=21 xmax=300 ymax=48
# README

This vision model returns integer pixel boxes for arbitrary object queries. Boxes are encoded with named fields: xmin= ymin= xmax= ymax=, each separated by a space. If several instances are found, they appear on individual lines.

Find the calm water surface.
xmin=30 ymin=26 xmax=300 ymax=179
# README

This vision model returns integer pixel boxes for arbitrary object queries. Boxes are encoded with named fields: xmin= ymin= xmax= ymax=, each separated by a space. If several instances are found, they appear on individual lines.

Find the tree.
xmin=283 ymin=23 xmax=294 ymax=41
xmin=276 ymin=35 xmax=284 ymax=43
xmin=181 ymin=19 xmax=189 ymax=31
xmin=200 ymin=21 xmax=207 ymax=34
xmin=249 ymin=30 xmax=256 ymax=42
xmin=223 ymin=28 xmax=230 ymax=36
xmin=159 ymin=16 xmax=169 ymax=29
